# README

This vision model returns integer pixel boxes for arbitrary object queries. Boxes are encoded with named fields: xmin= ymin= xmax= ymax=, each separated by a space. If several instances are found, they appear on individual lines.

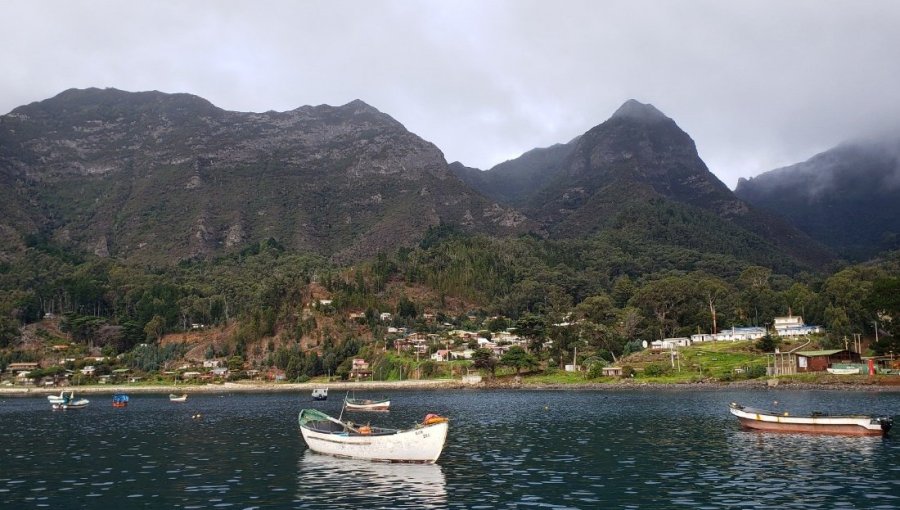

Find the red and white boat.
xmin=729 ymin=402 xmax=892 ymax=436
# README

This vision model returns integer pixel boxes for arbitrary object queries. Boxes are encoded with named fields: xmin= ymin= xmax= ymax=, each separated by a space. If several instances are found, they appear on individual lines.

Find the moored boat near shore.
xmin=729 ymin=402 xmax=892 ymax=436
xmin=169 ymin=394 xmax=188 ymax=402
xmin=826 ymin=367 xmax=860 ymax=375
xmin=311 ymin=388 xmax=328 ymax=401
xmin=298 ymin=409 xmax=449 ymax=463
xmin=112 ymin=393 xmax=129 ymax=407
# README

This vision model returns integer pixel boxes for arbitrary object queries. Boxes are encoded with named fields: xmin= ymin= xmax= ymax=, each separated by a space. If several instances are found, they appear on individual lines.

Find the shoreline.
xmin=2 ymin=377 xmax=899 ymax=396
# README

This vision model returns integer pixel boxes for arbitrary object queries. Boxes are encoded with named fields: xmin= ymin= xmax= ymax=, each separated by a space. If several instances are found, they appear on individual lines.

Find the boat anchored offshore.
xmin=729 ymin=402 xmax=893 ymax=436
xmin=298 ymin=409 xmax=449 ymax=463
xmin=311 ymin=388 xmax=328 ymax=401
xmin=47 ymin=391 xmax=67 ymax=404
xmin=344 ymin=395 xmax=390 ymax=412
xmin=51 ymin=392 xmax=89 ymax=410
xmin=169 ymin=394 xmax=188 ymax=402
xmin=112 ymin=394 xmax=129 ymax=407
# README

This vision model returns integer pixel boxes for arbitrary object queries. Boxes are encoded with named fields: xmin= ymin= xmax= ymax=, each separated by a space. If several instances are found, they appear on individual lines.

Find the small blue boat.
xmin=112 ymin=394 xmax=129 ymax=408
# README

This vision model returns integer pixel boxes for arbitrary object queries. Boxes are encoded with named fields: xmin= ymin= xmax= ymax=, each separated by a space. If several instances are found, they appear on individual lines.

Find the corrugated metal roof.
xmin=795 ymin=350 xmax=844 ymax=356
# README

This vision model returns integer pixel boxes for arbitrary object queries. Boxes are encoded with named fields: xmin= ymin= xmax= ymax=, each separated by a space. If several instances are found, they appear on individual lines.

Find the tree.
xmin=612 ymin=275 xmax=635 ymax=308
xmin=143 ymin=314 xmax=165 ymax=343
xmin=630 ymin=276 xmax=694 ymax=339
xmin=398 ymin=296 xmax=417 ymax=320
xmin=500 ymin=346 xmax=538 ymax=375
xmin=695 ymin=274 xmax=731 ymax=335
xmin=515 ymin=314 xmax=547 ymax=354
xmin=756 ymin=332 xmax=778 ymax=353
xmin=0 ymin=316 xmax=20 ymax=349
xmin=866 ymin=277 xmax=900 ymax=355
xmin=471 ymin=348 xmax=497 ymax=377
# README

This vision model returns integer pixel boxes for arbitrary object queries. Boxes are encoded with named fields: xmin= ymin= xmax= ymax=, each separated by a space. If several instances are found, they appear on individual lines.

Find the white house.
xmin=691 ymin=327 xmax=766 ymax=343
xmin=773 ymin=315 xmax=822 ymax=337
xmin=203 ymin=360 xmax=223 ymax=368
xmin=651 ymin=337 xmax=691 ymax=350
xmin=431 ymin=349 xmax=450 ymax=362
xmin=450 ymin=349 xmax=475 ymax=360
xmin=380 ymin=312 xmax=393 ymax=321
xmin=80 ymin=365 xmax=96 ymax=376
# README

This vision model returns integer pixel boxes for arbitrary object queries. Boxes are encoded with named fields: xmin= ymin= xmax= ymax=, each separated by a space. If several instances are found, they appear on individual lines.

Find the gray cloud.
xmin=2 ymin=0 xmax=899 ymax=188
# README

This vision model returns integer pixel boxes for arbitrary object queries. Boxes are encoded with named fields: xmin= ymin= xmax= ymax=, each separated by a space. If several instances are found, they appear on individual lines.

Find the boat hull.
xmin=169 ymin=394 xmax=188 ymax=402
xmin=730 ymin=404 xmax=891 ymax=436
xmin=826 ymin=367 xmax=860 ymax=375
xmin=300 ymin=422 xmax=448 ymax=463
xmin=52 ymin=399 xmax=89 ymax=410
xmin=344 ymin=400 xmax=390 ymax=412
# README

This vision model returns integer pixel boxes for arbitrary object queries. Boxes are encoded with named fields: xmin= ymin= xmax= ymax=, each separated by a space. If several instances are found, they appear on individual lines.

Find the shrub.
xmin=587 ymin=360 xmax=607 ymax=379
xmin=642 ymin=362 xmax=672 ymax=377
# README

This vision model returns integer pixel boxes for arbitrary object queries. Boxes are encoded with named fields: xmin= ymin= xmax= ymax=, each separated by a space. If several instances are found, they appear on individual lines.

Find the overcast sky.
xmin=3 ymin=0 xmax=899 ymax=187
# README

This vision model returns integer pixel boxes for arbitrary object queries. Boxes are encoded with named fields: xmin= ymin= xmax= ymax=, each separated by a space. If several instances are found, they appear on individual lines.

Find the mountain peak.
xmin=611 ymin=99 xmax=670 ymax=123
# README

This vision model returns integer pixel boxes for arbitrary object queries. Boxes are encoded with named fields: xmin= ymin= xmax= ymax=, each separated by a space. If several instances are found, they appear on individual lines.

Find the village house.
xmin=651 ymin=337 xmax=691 ymax=350
xmin=430 ymin=349 xmax=450 ymax=362
xmin=210 ymin=367 xmax=229 ymax=378
xmin=773 ymin=314 xmax=822 ymax=337
xmin=203 ymin=360 xmax=223 ymax=368
xmin=691 ymin=327 xmax=767 ymax=343
xmin=380 ymin=312 xmax=392 ymax=321
xmin=602 ymin=366 xmax=624 ymax=377
xmin=351 ymin=358 xmax=372 ymax=379
xmin=450 ymin=349 xmax=475 ymax=360
xmin=795 ymin=349 xmax=861 ymax=372
xmin=492 ymin=330 xmax=524 ymax=345
xmin=80 ymin=365 xmax=96 ymax=376
xmin=5 ymin=362 xmax=39 ymax=374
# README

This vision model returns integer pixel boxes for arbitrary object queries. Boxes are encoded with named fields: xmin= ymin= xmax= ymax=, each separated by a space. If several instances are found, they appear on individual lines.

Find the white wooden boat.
xmin=311 ymin=388 xmax=328 ymax=401
xmin=344 ymin=396 xmax=390 ymax=412
xmin=298 ymin=409 xmax=449 ymax=463
xmin=51 ymin=394 xmax=89 ymax=410
xmin=169 ymin=394 xmax=188 ymax=402
xmin=730 ymin=402 xmax=892 ymax=436
xmin=826 ymin=367 xmax=860 ymax=375
xmin=47 ymin=391 xmax=68 ymax=404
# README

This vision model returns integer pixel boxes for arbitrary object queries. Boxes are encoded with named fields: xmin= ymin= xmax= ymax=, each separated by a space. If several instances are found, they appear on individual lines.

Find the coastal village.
xmin=4 ymin=306 xmax=897 ymax=390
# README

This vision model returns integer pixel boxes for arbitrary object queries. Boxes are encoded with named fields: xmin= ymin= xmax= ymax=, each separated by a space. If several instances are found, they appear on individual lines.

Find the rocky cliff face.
xmin=0 ymin=88 xmax=527 ymax=262
xmin=736 ymin=138 xmax=900 ymax=260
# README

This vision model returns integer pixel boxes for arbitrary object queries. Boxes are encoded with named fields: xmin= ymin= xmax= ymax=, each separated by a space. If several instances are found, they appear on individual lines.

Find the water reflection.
xmin=712 ymin=430 xmax=895 ymax=509
xmin=296 ymin=450 xmax=447 ymax=509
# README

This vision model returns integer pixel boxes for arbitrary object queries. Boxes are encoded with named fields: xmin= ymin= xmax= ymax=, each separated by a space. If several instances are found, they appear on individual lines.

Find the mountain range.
xmin=451 ymin=99 xmax=833 ymax=270
xmin=735 ymin=138 xmax=900 ymax=261
xmin=0 ymin=88 xmax=526 ymax=263
xmin=2 ymin=88 xmax=893 ymax=270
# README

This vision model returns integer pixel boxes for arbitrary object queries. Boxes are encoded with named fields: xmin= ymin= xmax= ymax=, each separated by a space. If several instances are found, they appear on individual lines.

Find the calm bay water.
xmin=1 ymin=388 xmax=898 ymax=509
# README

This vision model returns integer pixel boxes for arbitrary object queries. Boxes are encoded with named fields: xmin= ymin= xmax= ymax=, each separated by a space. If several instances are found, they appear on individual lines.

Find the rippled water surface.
xmin=1 ymin=389 xmax=897 ymax=509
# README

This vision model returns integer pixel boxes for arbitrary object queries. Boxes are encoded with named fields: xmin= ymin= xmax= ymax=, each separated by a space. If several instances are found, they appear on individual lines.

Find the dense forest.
xmin=2 ymin=225 xmax=899 ymax=381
